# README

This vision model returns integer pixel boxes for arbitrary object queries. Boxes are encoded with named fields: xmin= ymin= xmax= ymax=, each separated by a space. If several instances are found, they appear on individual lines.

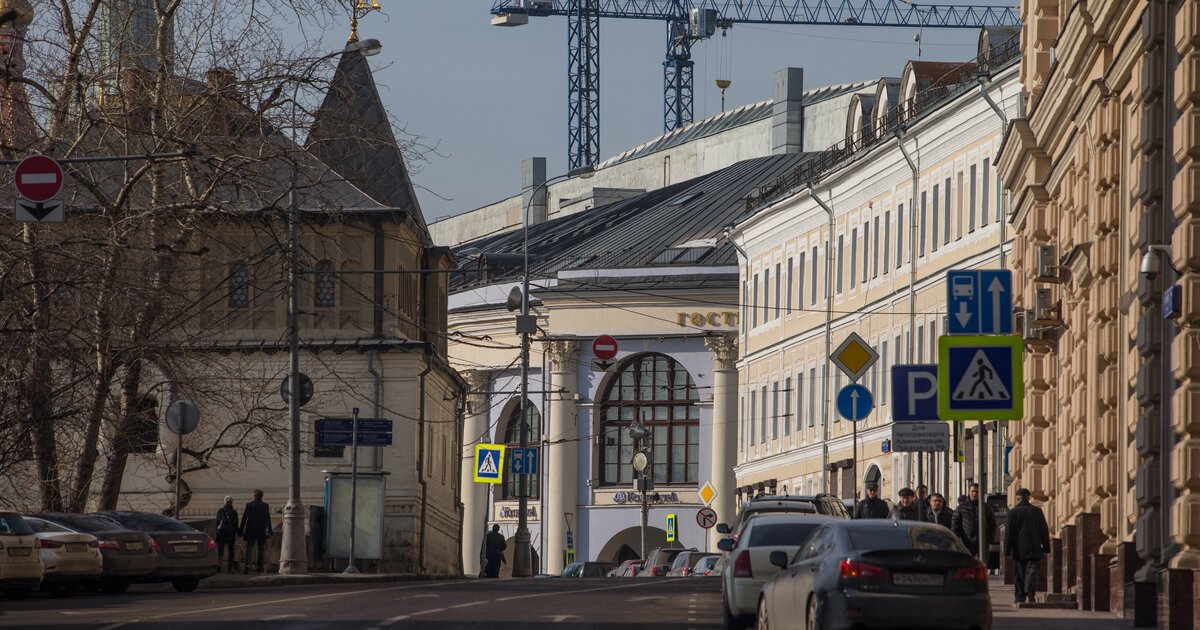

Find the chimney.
xmin=522 ymin=157 xmax=548 ymax=226
xmin=771 ymin=67 xmax=804 ymax=154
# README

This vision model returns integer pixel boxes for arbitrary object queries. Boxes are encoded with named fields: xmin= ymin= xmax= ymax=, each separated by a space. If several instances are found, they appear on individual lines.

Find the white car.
xmin=24 ymin=516 xmax=103 ymax=597
xmin=718 ymin=512 xmax=839 ymax=630
xmin=0 ymin=512 xmax=44 ymax=600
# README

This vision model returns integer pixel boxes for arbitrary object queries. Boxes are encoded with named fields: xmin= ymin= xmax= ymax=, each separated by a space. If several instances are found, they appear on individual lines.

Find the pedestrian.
xmin=1005 ymin=488 xmax=1050 ymax=604
xmin=853 ymin=482 xmax=890 ymax=519
xmin=214 ymin=496 xmax=240 ymax=573
xmin=483 ymin=524 xmax=507 ymax=578
xmin=239 ymin=489 xmax=272 ymax=574
xmin=927 ymin=492 xmax=953 ymax=529
xmin=888 ymin=487 xmax=924 ymax=521
xmin=915 ymin=484 xmax=930 ymax=522
xmin=951 ymin=483 xmax=996 ymax=561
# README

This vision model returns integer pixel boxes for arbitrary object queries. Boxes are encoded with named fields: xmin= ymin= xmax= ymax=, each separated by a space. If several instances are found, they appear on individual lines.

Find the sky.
xmin=309 ymin=3 xmax=1012 ymax=223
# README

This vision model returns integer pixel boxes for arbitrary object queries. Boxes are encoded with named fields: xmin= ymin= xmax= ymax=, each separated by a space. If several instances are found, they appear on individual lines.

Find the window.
xmin=861 ymin=222 xmax=869 ymax=284
xmin=742 ymin=281 xmax=748 ymax=335
xmin=314 ymin=260 xmax=336 ymax=307
xmin=981 ymin=160 xmax=990 ymax=226
xmin=917 ymin=325 xmax=925 ymax=363
xmin=996 ymin=173 xmax=1003 ymax=221
xmin=775 ymin=263 xmax=782 ymax=319
xmin=750 ymin=389 xmax=757 ymax=444
xmin=772 ymin=382 xmax=780 ymax=439
xmin=807 ymin=367 xmax=816 ymax=427
xmin=957 ymin=172 xmax=965 ymax=236
xmin=784 ymin=377 xmax=793 ymax=435
xmin=881 ymin=339 xmax=889 ymax=402
xmin=797 ymin=253 xmax=806 ymax=309
xmin=895 ymin=333 xmax=902 ymax=366
xmin=786 ymin=258 xmax=794 ymax=313
xmin=872 ymin=216 xmax=880 ymax=279
xmin=811 ymin=246 xmax=818 ymax=304
xmin=850 ymin=228 xmax=858 ymax=289
xmin=760 ymin=386 xmax=768 ymax=443
xmin=229 ymin=263 xmax=250 ymax=308
xmin=942 ymin=177 xmax=950 ymax=244
xmin=919 ymin=192 xmax=927 ymax=257
xmin=931 ymin=184 xmax=939 ymax=252
xmin=896 ymin=203 xmax=904 ymax=268
xmin=502 ymin=403 xmax=541 ymax=499
xmin=599 ymin=354 xmax=699 ymax=485
xmin=740 ymin=396 xmax=746 ymax=453
xmin=930 ymin=319 xmax=937 ymax=360
xmin=752 ymin=274 xmax=759 ymax=327
xmin=128 ymin=396 xmax=159 ymax=454
xmin=883 ymin=211 xmax=891 ymax=275
xmin=763 ymin=268 xmax=770 ymax=321
xmin=833 ymin=371 xmax=842 ymax=421
xmin=837 ymin=235 xmax=844 ymax=294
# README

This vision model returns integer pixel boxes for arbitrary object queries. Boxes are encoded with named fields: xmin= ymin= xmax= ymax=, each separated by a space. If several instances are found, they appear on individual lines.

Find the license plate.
xmin=7 ymin=547 xmax=31 ymax=557
xmin=892 ymin=572 xmax=944 ymax=587
xmin=125 ymin=541 xmax=144 ymax=551
xmin=173 ymin=543 xmax=198 ymax=554
xmin=65 ymin=543 xmax=87 ymax=553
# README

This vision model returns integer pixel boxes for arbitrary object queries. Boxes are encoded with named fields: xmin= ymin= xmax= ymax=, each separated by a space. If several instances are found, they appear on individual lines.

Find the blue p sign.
xmin=892 ymin=365 xmax=939 ymax=421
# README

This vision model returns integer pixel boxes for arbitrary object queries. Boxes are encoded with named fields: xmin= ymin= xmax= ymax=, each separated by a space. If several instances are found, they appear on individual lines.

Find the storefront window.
xmin=599 ymin=354 xmax=699 ymax=486
xmin=501 ymin=402 xmax=540 ymax=501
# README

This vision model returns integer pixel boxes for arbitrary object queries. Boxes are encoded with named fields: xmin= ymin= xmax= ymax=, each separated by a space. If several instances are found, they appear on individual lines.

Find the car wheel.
xmin=722 ymin=591 xmax=744 ymax=630
xmin=806 ymin=595 xmax=823 ymax=630
xmin=3 ymin=587 xmax=33 ymax=601
xmin=100 ymin=579 xmax=131 ymax=595
xmin=756 ymin=596 xmax=770 ymax=630
xmin=172 ymin=579 xmax=200 ymax=593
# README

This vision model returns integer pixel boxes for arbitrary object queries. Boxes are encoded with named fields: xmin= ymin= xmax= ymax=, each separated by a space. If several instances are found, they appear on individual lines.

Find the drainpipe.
xmin=416 ymin=358 xmax=433 ymax=573
xmin=807 ymin=191 xmax=836 ymax=494
xmin=370 ymin=220 xmax=385 ymax=472
xmin=368 ymin=350 xmax=381 ymax=472
xmin=454 ymin=387 xmax=467 ymax=577
xmin=895 ymin=128 xmax=919 ymax=490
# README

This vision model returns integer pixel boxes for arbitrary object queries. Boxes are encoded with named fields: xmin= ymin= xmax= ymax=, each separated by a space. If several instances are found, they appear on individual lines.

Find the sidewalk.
xmin=197 ymin=571 xmax=459 ymax=590
xmin=988 ymin=576 xmax=1132 ymax=630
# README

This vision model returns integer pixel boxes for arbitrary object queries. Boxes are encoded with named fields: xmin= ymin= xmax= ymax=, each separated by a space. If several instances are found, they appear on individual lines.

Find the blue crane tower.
xmin=490 ymin=1 xmax=1022 ymax=171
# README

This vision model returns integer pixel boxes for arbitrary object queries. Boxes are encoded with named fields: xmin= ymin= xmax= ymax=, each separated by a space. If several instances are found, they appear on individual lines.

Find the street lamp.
xmin=280 ymin=37 xmax=382 ymax=576
xmin=511 ymin=164 xmax=594 ymax=577
xmin=806 ymin=190 xmax=836 ymax=497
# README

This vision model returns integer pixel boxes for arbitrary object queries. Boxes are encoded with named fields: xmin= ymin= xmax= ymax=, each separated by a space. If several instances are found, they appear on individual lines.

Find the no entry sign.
xmin=592 ymin=334 xmax=618 ymax=361
xmin=14 ymin=156 xmax=64 ymax=203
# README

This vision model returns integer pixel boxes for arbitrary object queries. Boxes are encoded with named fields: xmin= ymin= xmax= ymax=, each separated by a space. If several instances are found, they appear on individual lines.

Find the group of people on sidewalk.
xmin=213 ymin=489 xmax=275 ymax=574
xmin=853 ymin=481 xmax=1050 ymax=604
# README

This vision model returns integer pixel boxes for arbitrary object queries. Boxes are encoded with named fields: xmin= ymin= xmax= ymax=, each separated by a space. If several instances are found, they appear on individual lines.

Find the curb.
xmin=199 ymin=573 xmax=461 ymax=590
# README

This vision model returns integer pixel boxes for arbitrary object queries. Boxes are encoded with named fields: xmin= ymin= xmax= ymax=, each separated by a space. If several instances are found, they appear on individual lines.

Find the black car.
xmin=93 ymin=512 xmax=218 ymax=592
xmin=30 ymin=513 xmax=156 ymax=594
xmin=757 ymin=520 xmax=991 ymax=630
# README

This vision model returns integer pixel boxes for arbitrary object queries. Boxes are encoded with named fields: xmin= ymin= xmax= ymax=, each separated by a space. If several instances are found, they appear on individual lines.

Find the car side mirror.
xmin=717 ymin=538 xmax=734 ymax=552
xmin=769 ymin=551 xmax=789 ymax=569
xmin=716 ymin=523 xmax=730 ymax=534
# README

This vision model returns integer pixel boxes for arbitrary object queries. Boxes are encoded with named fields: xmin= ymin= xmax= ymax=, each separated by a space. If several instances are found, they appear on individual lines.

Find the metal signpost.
xmin=314 ymin=410 xmax=394 ymax=574
xmin=890 ymin=364 xmax=943 ymax=488
xmin=831 ymin=333 xmax=878 ymax=507
xmin=165 ymin=400 xmax=200 ymax=519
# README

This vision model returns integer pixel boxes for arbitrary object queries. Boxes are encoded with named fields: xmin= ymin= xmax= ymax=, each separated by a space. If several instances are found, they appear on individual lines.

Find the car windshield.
xmin=0 ymin=515 xmax=34 ymax=536
xmin=697 ymin=556 xmax=718 ymax=568
xmin=687 ymin=553 xmax=716 ymax=567
xmin=23 ymin=517 xmax=70 ymax=534
xmin=101 ymin=513 xmax=196 ymax=532
xmin=46 ymin=514 xmax=123 ymax=533
xmin=747 ymin=522 xmax=822 ymax=546
xmin=657 ymin=549 xmax=685 ymax=563
xmin=849 ymin=525 xmax=967 ymax=552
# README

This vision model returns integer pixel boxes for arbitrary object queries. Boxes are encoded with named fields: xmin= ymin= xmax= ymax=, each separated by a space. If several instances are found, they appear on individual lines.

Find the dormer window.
xmin=314 ymin=260 xmax=336 ymax=307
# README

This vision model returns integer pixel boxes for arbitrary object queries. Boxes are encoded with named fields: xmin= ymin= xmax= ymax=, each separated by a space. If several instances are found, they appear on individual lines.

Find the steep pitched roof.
xmin=306 ymin=44 xmax=429 ymax=236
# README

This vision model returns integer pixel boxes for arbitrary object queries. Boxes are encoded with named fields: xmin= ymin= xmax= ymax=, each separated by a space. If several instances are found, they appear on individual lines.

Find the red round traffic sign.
xmin=14 ymin=156 xmax=64 ymax=203
xmin=696 ymin=507 xmax=717 ymax=529
xmin=592 ymin=334 xmax=618 ymax=361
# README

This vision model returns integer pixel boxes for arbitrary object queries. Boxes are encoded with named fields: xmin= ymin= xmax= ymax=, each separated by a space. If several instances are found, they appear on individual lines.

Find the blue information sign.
xmin=315 ymin=418 xmax=392 ymax=433
xmin=947 ymin=270 xmax=1013 ymax=334
xmin=891 ymin=365 xmax=939 ymax=421
xmin=316 ymin=432 xmax=392 ymax=446
xmin=836 ymin=384 xmax=873 ymax=422
xmin=510 ymin=447 xmax=539 ymax=475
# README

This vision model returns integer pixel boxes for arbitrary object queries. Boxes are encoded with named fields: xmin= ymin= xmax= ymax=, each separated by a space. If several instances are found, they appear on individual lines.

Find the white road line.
xmin=96 ymin=624 xmax=127 ymax=630
xmin=450 ymin=601 xmax=486 ymax=609
xmin=262 ymin=614 xmax=305 ymax=620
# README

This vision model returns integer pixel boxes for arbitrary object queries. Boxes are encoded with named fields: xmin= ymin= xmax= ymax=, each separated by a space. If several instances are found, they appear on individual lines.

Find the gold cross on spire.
xmin=348 ymin=0 xmax=382 ymax=43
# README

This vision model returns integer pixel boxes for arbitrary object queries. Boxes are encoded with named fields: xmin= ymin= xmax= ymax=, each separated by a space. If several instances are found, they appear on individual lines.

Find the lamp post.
xmin=280 ymin=37 xmax=382 ymax=576
xmin=511 ymin=164 xmax=594 ymax=577
xmin=808 ymin=191 xmax=836 ymax=497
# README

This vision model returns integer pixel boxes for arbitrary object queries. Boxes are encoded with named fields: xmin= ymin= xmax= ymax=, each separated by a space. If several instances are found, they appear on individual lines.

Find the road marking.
xmin=262 ymin=614 xmax=305 ymax=620
xmin=410 ymin=594 xmax=440 ymax=598
xmin=450 ymin=601 xmax=486 ymax=609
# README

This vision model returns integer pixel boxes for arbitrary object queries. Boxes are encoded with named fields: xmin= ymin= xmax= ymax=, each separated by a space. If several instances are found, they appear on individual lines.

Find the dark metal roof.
xmin=452 ymin=153 xmax=811 ymax=290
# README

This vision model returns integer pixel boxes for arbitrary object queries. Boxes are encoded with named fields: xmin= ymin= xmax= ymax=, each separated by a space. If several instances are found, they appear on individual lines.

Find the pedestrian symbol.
xmin=951 ymin=350 xmax=1010 ymax=401
xmin=473 ymin=444 xmax=505 ymax=484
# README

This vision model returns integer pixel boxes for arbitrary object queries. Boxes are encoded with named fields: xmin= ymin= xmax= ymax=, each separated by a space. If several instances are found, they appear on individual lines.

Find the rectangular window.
xmin=970 ymin=165 xmax=978 ymax=231
xmin=763 ymin=268 xmax=770 ymax=321
xmin=981 ymin=159 xmax=990 ymax=226
xmin=896 ymin=203 xmax=904 ymax=268
xmin=760 ymin=386 xmax=768 ymax=443
xmin=930 ymin=319 xmax=938 ymax=360
xmin=996 ymin=173 xmax=1003 ymax=222
xmin=811 ymin=246 xmax=818 ymax=305
xmin=917 ymin=325 xmax=925 ymax=363
xmin=784 ymin=379 xmax=793 ymax=435
xmin=883 ymin=211 xmax=891 ymax=275
xmin=957 ymin=172 xmax=965 ymax=237
xmin=967 ymin=172 xmax=975 ymax=232
xmin=895 ymin=334 xmax=901 ymax=366
xmin=834 ymin=371 xmax=842 ymax=421
xmin=228 ymin=263 xmax=250 ymax=308
xmin=792 ymin=375 xmax=801 ymax=432
xmin=931 ymin=184 xmax=939 ymax=252
xmin=786 ymin=258 xmax=794 ymax=313
xmin=772 ymin=382 xmax=779 ymax=439
xmin=837 ymin=235 xmax=844 ymax=294
xmin=807 ymin=367 xmax=816 ymax=428
xmin=850 ymin=229 xmax=857 ymax=289
xmin=919 ymin=191 xmax=927 ymax=257
xmin=742 ymin=281 xmax=748 ymax=335
xmin=821 ymin=365 xmax=829 ymax=429
xmin=945 ymin=177 xmax=952 ymax=244
xmin=752 ymin=274 xmax=759 ymax=328
xmin=872 ymin=216 xmax=880 ymax=279
xmin=861 ymin=222 xmax=869 ymax=284
xmin=797 ymin=253 xmax=806 ymax=309
xmin=881 ymin=339 xmax=889 ymax=402
xmin=775 ymin=263 xmax=782 ymax=319
xmin=749 ymin=389 xmax=757 ymax=444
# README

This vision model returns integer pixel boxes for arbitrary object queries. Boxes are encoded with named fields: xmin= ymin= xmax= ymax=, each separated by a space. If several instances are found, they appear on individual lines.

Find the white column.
xmin=543 ymin=340 xmax=580 ymax=575
xmin=460 ymin=370 xmax=491 ymax=575
xmin=705 ymin=334 xmax=739 ymax=551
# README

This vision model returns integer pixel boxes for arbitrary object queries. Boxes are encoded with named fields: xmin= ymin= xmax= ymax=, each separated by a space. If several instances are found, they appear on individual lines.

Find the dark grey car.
xmin=758 ymin=520 xmax=992 ymax=630
xmin=29 ymin=513 xmax=156 ymax=594
xmin=93 ymin=512 xmax=217 ymax=592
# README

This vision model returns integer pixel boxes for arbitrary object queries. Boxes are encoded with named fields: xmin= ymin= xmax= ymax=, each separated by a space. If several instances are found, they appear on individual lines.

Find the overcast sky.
xmin=311 ymin=3 xmax=1008 ymax=223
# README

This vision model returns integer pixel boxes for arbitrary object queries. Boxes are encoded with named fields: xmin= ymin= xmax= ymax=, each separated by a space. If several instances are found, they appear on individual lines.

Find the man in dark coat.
xmin=915 ymin=485 xmax=931 ymax=522
xmin=239 ymin=489 xmax=272 ymax=574
xmin=927 ymin=493 xmax=953 ymax=529
xmin=853 ymin=482 xmax=890 ymax=519
xmin=1005 ymin=488 xmax=1050 ymax=604
xmin=888 ymin=487 xmax=924 ymax=521
xmin=214 ymin=496 xmax=240 ymax=572
xmin=484 ymin=524 xmax=507 ymax=578
xmin=952 ymin=483 xmax=996 ymax=560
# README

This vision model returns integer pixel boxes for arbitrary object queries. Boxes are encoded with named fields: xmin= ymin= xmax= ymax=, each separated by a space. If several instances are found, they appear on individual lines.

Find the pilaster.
xmin=705 ymin=333 xmax=738 ymax=551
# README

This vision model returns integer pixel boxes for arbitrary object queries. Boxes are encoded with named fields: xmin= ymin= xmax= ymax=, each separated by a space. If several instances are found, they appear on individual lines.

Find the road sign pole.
xmin=852 ymin=393 xmax=858 ymax=511
xmin=978 ymin=420 xmax=986 ymax=566
xmin=345 ymin=408 xmax=360 ymax=574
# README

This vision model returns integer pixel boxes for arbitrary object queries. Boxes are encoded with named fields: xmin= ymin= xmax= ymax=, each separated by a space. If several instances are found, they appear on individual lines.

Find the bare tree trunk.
xmin=97 ymin=357 xmax=145 ymax=511
xmin=22 ymin=225 xmax=63 ymax=511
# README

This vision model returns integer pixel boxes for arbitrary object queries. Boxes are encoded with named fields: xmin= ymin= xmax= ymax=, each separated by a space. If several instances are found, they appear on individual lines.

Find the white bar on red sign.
xmin=20 ymin=174 xmax=58 ymax=185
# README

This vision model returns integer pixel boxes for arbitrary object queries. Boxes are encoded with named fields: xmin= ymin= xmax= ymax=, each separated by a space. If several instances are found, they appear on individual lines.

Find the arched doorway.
xmin=595 ymin=526 xmax=668 ymax=562
xmin=864 ymin=464 xmax=882 ymax=493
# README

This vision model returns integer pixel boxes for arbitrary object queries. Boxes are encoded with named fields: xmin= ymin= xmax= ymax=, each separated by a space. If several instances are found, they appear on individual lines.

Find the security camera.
xmin=1140 ymin=251 xmax=1161 ymax=281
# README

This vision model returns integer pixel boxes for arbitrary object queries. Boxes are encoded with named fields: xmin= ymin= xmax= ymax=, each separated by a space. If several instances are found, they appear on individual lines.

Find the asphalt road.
xmin=0 ymin=577 xmax=723 ymax=630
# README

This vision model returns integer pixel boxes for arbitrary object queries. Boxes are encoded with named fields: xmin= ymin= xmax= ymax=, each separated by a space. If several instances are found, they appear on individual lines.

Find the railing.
xmin=743 ymin=34 xmax=1020 ymax=212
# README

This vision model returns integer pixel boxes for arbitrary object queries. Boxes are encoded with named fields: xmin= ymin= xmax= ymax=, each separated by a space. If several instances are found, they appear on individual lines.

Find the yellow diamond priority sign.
xmin=832 ymin=332 xmax=879 ymax=383
xmin=699 ymin=480 xmax=717 ymax=506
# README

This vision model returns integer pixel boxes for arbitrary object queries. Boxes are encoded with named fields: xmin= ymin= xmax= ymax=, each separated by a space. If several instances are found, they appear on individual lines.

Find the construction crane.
xmin=490 ymin=1 xmax=1022 ymax=171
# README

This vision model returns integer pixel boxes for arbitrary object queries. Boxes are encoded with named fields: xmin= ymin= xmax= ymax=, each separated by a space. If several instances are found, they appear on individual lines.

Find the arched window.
xmin=599 ymin=354 xmax=699 ymax=486
xmin=501 ymin=402 xmax=540 ymax=501
xmin=314 ymin=260 xmax=336 ymax=307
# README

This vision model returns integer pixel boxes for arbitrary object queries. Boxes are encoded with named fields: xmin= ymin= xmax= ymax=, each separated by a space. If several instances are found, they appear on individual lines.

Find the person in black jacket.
xmin=239 ymin=489 xmax=272 ymax=574
xmin=889 ymin=487 xmax=925 ymax=521
xmin=952 ymin=483 xmax=996 ymax=560
xmin=1005 ymin=488 xmax=1050 ymax=603
xmin=927 ymin=493 xmax=953 ymax=529
xmin=483 ymin=524 xmax=507 ymax=578
xmin=853 ymin=482 xmax=890 ymax=519
xmin=214 ymin=496 xmax=240 ymax=572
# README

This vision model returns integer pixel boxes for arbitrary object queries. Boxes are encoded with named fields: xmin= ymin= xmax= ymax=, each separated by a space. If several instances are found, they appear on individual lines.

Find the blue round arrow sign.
xmin=837 ymin=384 xmax=873 ymax=422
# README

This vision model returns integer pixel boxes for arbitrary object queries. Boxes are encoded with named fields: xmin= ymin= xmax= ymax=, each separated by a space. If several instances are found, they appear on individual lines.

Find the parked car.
xmin=693 ymin=554 xmax=721 ymax=576
xmin=757 ymin=519 xmax=992 ymax=630
xmin=636 ymin=546 xmax=692 ymax=577
xmin=561 ymin=561 xmax=616 ymax=578
xmin=93 ymin=511 xmax=218 ymax=592
xmin=22 ymin=516 xmax=102 ymax=597
xmin=609 ymin=559 xmax=643 ymax=577
xmin=29 ymin=513 xmax=155 ymax=594
xmin=716 ymin=494 xmax=850 ymax=542
xmin=718 ymin=513 xmax=839 ymax=629
xmin=666 ymin=550 xmax=718 ymax=576
xmin=0 ymin=513 xmax=44 ymax=600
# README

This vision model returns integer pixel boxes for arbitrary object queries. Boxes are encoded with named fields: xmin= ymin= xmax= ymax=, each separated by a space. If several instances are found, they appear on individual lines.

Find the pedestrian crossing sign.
xmin=938 ymin=335 xmax=1023 ymax=421
xmin=474 ymin=444 xmax=505 ymax=484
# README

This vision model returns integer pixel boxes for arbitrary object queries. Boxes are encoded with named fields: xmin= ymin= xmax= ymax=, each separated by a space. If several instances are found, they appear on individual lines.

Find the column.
xmin=460 ymin=370 xmax=491 ymax=575
xmin=705 ymin=334 xmax=738 ymax=551
xmin=543 ymin=339 xmax=579 ymax=575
